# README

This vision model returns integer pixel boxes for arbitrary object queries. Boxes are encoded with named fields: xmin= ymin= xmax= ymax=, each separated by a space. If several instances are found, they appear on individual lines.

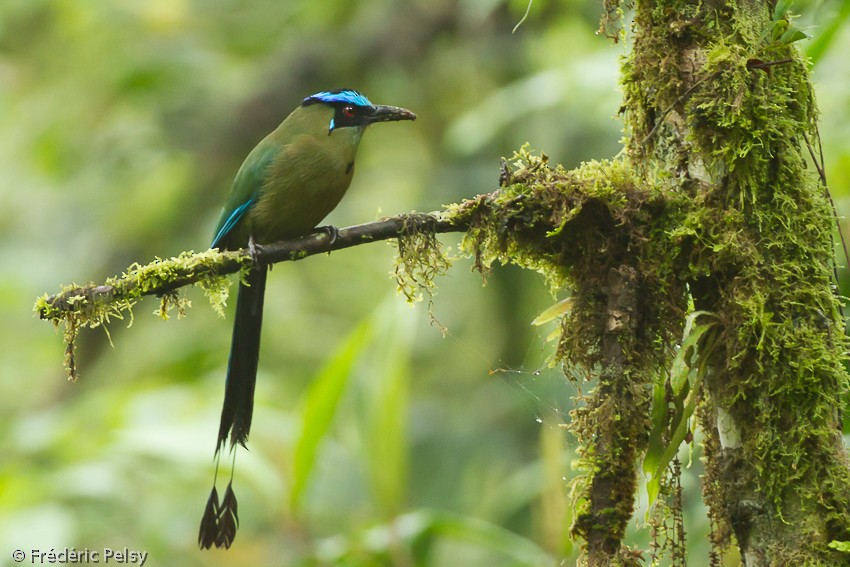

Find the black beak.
xmin=364 ymin=105 xmax=417 ymax=125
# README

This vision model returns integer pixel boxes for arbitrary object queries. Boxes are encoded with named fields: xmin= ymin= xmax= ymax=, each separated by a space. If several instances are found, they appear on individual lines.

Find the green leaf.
xmin=289 ymin=319 xmax=373 ymax=511
xmin=769 ymin=19 xmax=790 ymax=42
xmin=644 ymin=311 xmax=716 ymax=506
xmin=530 ymin=297 xmax=573 ymax=326
xmin=361 ymin=300 xmax=414 ymax=513
xmin=806 ymin=1 xmax=850 ymax=65
xmin=669 ymin=311 xmax=716 ymax=395
xmin=779 ymin=27 xmax=809 ymax=45
xmin=773 ymin=0 xmax=793 ymax=22
xmin=766 ymin=0 xmax=808 ymax=47
xmin=645 ymin=379 xmax=701 ymax=506
xmin=644 ymin=380 xmax=669 ymax=503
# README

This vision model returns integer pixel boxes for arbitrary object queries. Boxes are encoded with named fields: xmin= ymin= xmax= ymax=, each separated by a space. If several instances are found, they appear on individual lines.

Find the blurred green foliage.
xmin=1 ymin=1 xmax=848 ymax=565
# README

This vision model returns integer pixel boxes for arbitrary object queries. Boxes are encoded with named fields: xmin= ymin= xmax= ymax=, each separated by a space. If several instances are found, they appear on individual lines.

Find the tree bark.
xmin=579 ymin=266 xmax=645 ymax=566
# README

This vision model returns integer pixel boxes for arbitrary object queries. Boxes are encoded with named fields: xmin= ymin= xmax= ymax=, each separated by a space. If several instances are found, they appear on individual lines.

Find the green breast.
xmin=233 ymin=104 xmax=364 ymax=245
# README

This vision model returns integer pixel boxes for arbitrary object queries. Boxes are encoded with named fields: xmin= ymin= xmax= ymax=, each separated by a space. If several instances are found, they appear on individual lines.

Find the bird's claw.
xmin=317 ymin=225 xmax=340 ymax=248
xmin=247 ymin=235 xmax=264 ymax=267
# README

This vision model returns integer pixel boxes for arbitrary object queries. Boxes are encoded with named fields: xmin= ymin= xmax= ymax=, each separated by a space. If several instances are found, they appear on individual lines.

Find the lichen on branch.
xmin=34 ymin=249 xmax=243 ymax=380
xmin=392 ymin=214 xmax=452 ymax=304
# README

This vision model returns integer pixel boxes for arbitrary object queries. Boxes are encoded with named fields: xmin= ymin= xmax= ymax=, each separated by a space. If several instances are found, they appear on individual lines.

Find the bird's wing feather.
xmin=211 ymin=200 xmax=253 ymax=250
xmin=211 ymin=138 xmax=282 ymax=248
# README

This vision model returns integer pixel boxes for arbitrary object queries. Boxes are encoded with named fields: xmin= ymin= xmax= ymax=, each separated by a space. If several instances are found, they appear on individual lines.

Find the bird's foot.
xmin=317 ymin=225 xmax=340 ymax=248
xmin=247 ymin=235 xmax=264 ymax=267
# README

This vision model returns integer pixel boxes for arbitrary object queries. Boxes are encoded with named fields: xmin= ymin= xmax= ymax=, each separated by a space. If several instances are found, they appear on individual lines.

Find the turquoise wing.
xmin=211 ymin=138 xmax=280 ymax=249
xmin=212 ymin=200 xmax=254 ymax=250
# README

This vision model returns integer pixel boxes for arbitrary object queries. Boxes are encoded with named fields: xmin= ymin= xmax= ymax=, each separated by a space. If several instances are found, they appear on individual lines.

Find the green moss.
xmin=35 ymin=248 xmax=249 ymax=380
xmin=393 ymin=214 xmax=452 ymax=305
xmin=453 ymin=145 xmax=688 ymax=368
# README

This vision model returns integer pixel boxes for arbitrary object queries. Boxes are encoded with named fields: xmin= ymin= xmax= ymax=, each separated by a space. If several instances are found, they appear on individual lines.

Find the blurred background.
xmin=1 ymin=1 xmax=848 ymax=565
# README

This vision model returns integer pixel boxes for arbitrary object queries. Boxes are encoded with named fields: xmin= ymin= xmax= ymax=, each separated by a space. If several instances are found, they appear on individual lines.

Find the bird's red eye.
xmin=342 ymin=105 xmax=356 ymax=118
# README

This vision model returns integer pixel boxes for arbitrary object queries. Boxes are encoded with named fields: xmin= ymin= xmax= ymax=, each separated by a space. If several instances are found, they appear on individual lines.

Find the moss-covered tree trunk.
xmin=621 ymin=0 xmax=850 ymax=564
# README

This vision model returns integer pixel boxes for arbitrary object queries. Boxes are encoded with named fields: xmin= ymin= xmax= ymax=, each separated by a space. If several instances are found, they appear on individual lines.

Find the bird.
xmin=199 ymin=89 xmax=416 ymax=549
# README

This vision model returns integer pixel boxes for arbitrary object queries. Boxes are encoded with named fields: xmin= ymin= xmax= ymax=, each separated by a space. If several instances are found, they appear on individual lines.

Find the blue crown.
xmin=302 ymin=89 xmax=373 ymax=108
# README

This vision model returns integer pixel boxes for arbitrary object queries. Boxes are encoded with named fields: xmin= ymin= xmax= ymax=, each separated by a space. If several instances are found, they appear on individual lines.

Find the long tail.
xmin=199 ymin=265 xmax=267 ymax=550
xmin=217 ymin=266 xmax=267 ymax=452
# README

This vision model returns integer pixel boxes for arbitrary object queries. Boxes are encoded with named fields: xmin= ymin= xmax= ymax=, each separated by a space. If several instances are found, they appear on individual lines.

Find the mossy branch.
xmin=36 ymin=213 xmax=467 ymax=323
xmin=34 ymin=211 xmax=472 ymax=381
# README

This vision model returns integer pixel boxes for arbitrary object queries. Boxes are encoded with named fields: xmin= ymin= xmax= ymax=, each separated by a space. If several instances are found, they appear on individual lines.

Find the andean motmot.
xmin=199 ymin=89 xmax=416 ymax=549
